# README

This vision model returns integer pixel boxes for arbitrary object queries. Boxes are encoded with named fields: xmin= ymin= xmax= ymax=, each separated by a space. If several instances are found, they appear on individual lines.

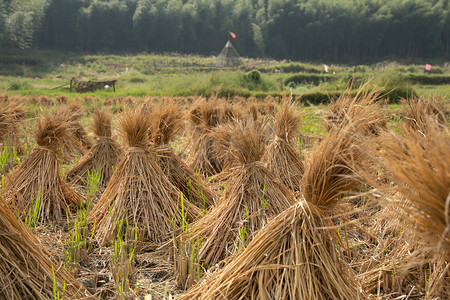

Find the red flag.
xmin=425 ymin=64 xmax=431 ymax=71
xmin=229 ymin=31 xmax=236 ymax=39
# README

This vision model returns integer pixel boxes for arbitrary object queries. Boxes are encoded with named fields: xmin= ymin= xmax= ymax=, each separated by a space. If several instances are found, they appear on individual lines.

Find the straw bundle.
xmin=323 ymin=82 xmax=387 ymax=135
xmin=61 ymin=101 xmax=93 ymax=155
xmin=369 ymin=117 xmax=450 ymax=259
xmin=187 ymin=99 xmax=233 ymax=177
xmin=0 ymin=98 xmax=26 ymax=153
xmin=0 ymin=196 xmax=91 ymax=299
xmin=66 ymin=108 xmax=123 ymax=189
xmin=221 ymin=101 xmax=244 ymax=123
xmin=188 ymin=98 xmax=222 ymax=139
xmin=149 ymin=104 xmax=216 ymax=208
xmin=302 ymin=127 xmax=364 ymax=212
xmin=88 ymin=108 xmax=202 ymax=248
xmin=350 ymin=115 xmax=450 ymax=297
xmin=179 ymin=201 xmax=361 ymax=300
xmin=179 ymin=122 xmax=365 ymax=300
xmin=262 ymin=99 xmax=304 ymax=193
xmin=174 ymin=119 xmax=295 ymax=271
xmin=188 ymin=133 xmax=223 ymax=177
xmin=4 ymin=111 xmax=85 ymax=224
xmin=401 ymin=96 xmax=447 ymax=134
xmin=149 ymin=102 xmax=184 ymax=146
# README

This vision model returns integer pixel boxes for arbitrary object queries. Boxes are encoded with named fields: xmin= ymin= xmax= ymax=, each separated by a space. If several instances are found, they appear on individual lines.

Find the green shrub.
xmin=245 ymin=69 xmax=262 ymax=85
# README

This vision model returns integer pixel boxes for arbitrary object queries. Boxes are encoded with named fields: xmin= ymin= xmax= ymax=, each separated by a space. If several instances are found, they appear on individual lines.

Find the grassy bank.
xmin=1 ymin=49 xmax=449 ymax=104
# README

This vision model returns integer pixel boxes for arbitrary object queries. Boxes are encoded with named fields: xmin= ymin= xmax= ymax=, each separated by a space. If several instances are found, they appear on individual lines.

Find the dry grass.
xmin=0 ymin=196 xmax=91 ymax=299
xmin=187 ymin=99 xmax=224 ymax=177
xmin=153 ymin=145 xmax=216 ymax=209
xmin=149 ymin=102 xmax=185 ymax=146
xmin=88 ymin=107 xmax=202 ymax=249
xmin=66 ymin=108 xmax=123 ymax=189
xmin=92 ymin=106 xmax=113 ymax=137
xmin=188 ymin=98 xmax=222 ymax=137
xmin=2 ymin=93 xmax=448 ymax=299
xmin=4 ymin=111 xmax=86 ymax=224
xmin=355 ymin=203 xmax=437 ymax=298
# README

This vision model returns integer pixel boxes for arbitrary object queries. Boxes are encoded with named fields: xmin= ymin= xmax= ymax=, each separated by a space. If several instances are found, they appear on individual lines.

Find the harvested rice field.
xmin=0 ymin=86 xmax=449 ymax=300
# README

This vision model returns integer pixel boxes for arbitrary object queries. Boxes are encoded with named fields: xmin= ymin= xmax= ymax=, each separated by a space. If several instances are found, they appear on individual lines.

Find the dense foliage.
xmin=0 ymin=0 xmax=449 ymax=62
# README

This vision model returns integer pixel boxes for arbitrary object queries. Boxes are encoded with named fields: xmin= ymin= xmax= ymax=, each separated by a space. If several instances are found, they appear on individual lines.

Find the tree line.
xmin=1 ymin=0 xmax=449 ymax=62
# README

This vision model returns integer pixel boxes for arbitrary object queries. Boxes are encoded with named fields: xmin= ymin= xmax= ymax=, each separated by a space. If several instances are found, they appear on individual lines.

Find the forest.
xmin=0 ymin=0 xmax=449 ymax=62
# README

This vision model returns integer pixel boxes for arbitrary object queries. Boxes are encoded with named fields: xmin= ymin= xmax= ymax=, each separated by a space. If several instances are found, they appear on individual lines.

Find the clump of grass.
xmin=359 ymin=116 xmax=449 ymax=297
xmin=63 ymin=206 xmax=95 ymax=268
xmin=187 ymin=98 xmax=240 ymax=177
xmin=61 ymin=101 xmax=94 ymax=154
xmin=172 ymin=193 xmax=203 ymax=290
xmin=0 ymin=147 xmax=20 ymax=174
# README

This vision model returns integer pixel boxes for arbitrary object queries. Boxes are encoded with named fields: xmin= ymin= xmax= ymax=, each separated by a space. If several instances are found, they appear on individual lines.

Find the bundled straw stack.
xmin=401 ymin=96 xmax=447 ymax=134
xmin=66 ymin=108 xmax=123 ymax=190
xmin=179 ymin=121 xmax=365 ymax=300
xmin=385 ymin=119 xmax=449 ymax=257
xmin=0 ymin=196 xmax=91 ymax=298
xmin=0 ymin=196 xmax=91 ymax=299
xmin=88 ymin=108 xmax=202 ymax=248
xmin=174 ymin=118 xmax=296 ymax=277
xmin=324 ymin=82 xmax=387 ymax=135
xmin=187 ymin=99 xmax=238 ymax=177
xmin=262 ymin=99 xmax=304 ymax=193
xmin=0 ymin=97 xmax=26 ymax=154
xmin=61 ymin=101 xmax=94 ymax=156
xmin=4 ymin=111 xmax=86 ymax=224
xmin=365 ymin=117 xmax=449 ymax=297
xmin=149 ymin=103 xmax=216 ymax=208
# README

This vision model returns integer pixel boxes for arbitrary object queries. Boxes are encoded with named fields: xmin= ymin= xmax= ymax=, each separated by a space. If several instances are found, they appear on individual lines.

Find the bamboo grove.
xmin=1 ymin=0 xmax=449 ymax=61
